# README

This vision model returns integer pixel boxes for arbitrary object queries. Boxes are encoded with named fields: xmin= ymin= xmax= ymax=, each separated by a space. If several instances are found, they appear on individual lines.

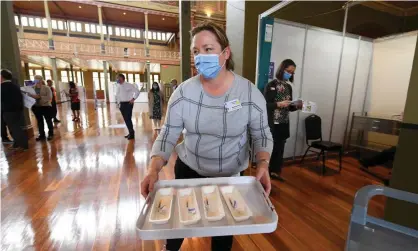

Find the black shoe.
xmin=359 ymin=159 xmax=369 ymax=169
xmin=36 ymin=136 xmax=46 ymax=141
xmin=270 ymin=172 xmax=285 ymax=182
xmin=54 ymin=119 xmax=61 ymax=123
xmin=47 ymin=135 xmax=53 ymax=141
xmin=127 ymin=134 xmax=135 ymax=140
xmin=124 ymin=134 xmax=130 ymax=138
xmin=2 ymin=138 xmax=13 ymax=144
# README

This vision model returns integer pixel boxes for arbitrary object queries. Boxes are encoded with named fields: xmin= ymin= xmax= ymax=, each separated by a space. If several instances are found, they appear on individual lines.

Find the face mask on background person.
xmin=153 ymin=85 xmax=158 ymax=90
xmin=34 ymin=79 xmax=40 ymax=84
xmin=194 ymin=49 xmax=226 ymax=79
xmin=283 ymin=71 xmax=292 ymax=81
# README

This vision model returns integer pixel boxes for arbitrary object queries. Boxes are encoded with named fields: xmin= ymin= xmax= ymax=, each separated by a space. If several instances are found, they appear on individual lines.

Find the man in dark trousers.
xmin=47 ymin=79 xmax=60 ymax=123
xmin=115 ymin=73 xmax=139 ymax=140
xmin=0 ymin=69 xmax=29 ymax=150
xmin=1 ymin=112 xmax=13 ymax=144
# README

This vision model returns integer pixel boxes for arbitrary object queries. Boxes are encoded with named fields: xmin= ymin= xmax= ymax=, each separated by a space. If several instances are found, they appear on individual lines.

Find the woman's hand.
xmin=141 ymin=156 xmax=165 ymax=198
xmin=140 ymin=169 xmax=159 ymax=198
xmin=256 ymin=163 xmax=271 ymax=195
xmin=277 ymin=100 xmax=291 ymax=108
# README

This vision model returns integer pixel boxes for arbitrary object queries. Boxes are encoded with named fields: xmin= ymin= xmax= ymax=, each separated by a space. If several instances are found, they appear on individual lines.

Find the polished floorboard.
xmin=1 ymin=102 xmax=387 ymax=251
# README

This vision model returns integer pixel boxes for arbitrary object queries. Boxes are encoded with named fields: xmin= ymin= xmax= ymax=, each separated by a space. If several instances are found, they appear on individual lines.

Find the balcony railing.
xmin=18 ymin=38 xmax=181 ymax=62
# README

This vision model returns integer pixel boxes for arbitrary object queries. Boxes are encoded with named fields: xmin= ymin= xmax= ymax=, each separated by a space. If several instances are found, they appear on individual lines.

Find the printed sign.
xmin=302 ymin=101 xmax=318 ymax=114
xmin=265 ymin=24 xmax=273 ymax=42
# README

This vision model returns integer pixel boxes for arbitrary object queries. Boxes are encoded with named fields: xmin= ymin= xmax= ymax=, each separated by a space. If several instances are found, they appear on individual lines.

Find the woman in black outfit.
xmin=264 ymin=59 xmax=302 ymax=181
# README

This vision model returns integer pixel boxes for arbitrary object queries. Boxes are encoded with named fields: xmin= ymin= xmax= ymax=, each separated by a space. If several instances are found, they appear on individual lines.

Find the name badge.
xmin=225 ymin=99 xmax=242 ymax=112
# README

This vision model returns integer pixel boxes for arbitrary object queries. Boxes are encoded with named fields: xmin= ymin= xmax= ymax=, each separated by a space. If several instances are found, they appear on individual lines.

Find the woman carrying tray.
xmin=141 ymin=21 xmax=273 ymax=251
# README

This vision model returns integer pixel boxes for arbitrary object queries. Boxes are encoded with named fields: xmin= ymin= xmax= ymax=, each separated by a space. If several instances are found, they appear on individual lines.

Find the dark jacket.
xmin=1 ymin=80 xmax=24 ymax=112
xmin=263 ymin=79 xmax=296 ymax=140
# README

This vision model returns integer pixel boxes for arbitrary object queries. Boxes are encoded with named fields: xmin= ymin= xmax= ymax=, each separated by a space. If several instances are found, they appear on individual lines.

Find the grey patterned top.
xmin=150 ymin=73 xmax=273 ymax=177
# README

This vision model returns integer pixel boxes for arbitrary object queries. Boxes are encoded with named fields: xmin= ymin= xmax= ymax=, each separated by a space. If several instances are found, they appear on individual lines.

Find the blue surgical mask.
xmin=194 ymin=49 xmax=226 ymax=79
xmin=34 ymin=79 xmax=40 ymax=84
xmin=283 ymin=71 xmax=292 ymax=81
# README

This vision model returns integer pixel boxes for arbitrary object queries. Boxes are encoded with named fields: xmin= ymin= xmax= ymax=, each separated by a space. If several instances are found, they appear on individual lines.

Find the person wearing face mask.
xmin=148 ymin=82 xmax=164 ymax=131
xmin=115 ymin=73 xmax=140 ymax=140
xmin=27 ymin=75 xmax=54 ymax=141
xmin=263 ymin=59 xmax=302 ymax=182
xmin=141 ymin=22 xmax=273 ymax=251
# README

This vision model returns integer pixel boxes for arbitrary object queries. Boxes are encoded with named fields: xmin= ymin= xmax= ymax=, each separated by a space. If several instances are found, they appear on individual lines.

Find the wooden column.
xmin=1 ymin=1 xmax=34 ymax=136
xmin=180 ymin=0 xmax=191 ymax=82
xmin=385 ymin=36 xmax=418 ymax=230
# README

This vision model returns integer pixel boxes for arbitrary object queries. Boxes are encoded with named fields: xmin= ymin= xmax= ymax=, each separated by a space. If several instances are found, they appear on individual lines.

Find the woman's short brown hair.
xmin=190 ymin=21 xmax=234 ymax=71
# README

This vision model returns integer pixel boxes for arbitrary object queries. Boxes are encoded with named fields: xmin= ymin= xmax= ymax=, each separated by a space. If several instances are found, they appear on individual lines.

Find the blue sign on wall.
xmin=268 ymin=62 xmax=275 ymax=79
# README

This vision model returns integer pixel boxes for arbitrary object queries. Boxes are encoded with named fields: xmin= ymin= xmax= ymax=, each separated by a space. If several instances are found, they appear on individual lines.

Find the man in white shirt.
xmin=116 ymin=74 xmax=140 ymax=140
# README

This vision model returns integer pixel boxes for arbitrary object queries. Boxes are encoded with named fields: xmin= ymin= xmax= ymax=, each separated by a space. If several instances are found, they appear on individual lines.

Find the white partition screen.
xmin=366 ymin=32 xmax=417 ymax=116
xmin=294 ymin=29 xmax=343 ymax=156
xmin=330 ymin=37 xmax=361 ymax=144
xmin=269 ymin=23 xmax=306 ymax=158
xmin=347 ymin=40 xmax=373 ymax=131
xmin=268 ymin=19 xmax=373 ymax=158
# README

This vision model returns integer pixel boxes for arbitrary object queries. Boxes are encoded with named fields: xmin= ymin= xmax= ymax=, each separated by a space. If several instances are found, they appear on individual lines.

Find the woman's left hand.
xmin=256 ymin=164 xmax=271 ymax=195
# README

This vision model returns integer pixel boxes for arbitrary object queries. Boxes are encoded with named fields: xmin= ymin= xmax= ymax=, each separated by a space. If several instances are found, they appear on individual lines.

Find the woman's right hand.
xmin=141 ymin=169 xmax=159 ymax=198
xmin=277 ymin=100 xmax=291 ymax=108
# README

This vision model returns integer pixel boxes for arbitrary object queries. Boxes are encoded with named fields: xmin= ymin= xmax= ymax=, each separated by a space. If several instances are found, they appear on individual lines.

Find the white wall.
xmin=366 ymin=32 xmax=417 ymax=117
xmin=269 ymin=20 xmax=373 ymax=158
xmin=226 ymin=0 xmax=245 ymax=75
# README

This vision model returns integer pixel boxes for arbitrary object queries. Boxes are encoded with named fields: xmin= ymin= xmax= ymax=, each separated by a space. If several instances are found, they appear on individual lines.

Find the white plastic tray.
xmin=136 ymin=176 xmax=278 ymax=240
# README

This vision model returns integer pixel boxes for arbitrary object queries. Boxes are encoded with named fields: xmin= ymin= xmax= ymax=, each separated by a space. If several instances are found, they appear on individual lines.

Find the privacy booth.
xmin=255 ymin=1 xmax=417 ymax=161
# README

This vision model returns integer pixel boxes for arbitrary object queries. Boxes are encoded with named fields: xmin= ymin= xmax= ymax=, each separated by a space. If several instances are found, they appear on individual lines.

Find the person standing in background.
xmin=47 ymin=79 xmax=61 ymax=124
xmin=264 ymin=59 xmax=302 ymax=182
xmin=148 ymin=82 xmax=164 ymax=131
xmin=116 ymin=73 xmax=139 ymax=140
xmin=171 ymin=78 xmax=178 ymax=92
xmin=27 ymin=75 xmax=54 ymax=141
xmin=68 ymin=81 xmax=81 ymax=122
xmin=1 ymin=69 xmax=29 ymax=150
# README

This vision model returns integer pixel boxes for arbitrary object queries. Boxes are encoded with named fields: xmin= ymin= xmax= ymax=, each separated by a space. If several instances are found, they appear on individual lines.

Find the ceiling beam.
xmin=360 ymin=1 xmax=418 ymax=17
xmin=52 ymin=1 xmax=67 ymax=17
xmin=360 ymin=1 xmax=404 ymax=16
xmin=14 ymin=9 xmax=177 ymax=32
xmin=405 ymin=5 xmax=418 ymax=17
xmin=64 ymin=0 xmax=178 ymax=18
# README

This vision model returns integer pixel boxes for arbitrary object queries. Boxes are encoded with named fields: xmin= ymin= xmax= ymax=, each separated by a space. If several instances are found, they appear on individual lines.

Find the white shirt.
xmin=116 ymin=82 xmax=140 ymax=103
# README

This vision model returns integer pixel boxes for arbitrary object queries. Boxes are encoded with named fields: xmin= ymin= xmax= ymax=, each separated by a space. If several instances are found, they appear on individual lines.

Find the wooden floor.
xmin=1 ymin=102 xmax=388 ymax=251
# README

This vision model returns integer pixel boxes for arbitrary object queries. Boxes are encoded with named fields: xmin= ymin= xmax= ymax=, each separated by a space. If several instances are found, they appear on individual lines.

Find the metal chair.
xmin=300 ymin=114 xmax=343 ymax=174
